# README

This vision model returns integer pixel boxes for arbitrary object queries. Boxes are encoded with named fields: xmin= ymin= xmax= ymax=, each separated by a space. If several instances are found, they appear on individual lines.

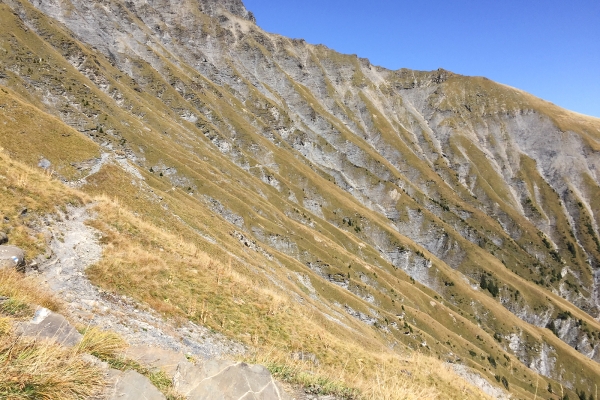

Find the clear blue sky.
xmin=243 ymin=0 xmax=600 ymax=118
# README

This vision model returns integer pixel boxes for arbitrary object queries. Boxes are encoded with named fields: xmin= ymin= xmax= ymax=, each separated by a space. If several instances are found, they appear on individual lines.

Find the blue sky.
xmin=243 ymin=0 xmax=600 ymax=118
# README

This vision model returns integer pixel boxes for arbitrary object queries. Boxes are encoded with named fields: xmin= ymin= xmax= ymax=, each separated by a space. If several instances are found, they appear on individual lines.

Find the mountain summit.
xmin=197 ymin=0 xmax=256 ymax=21
xmin=1 ymin=0 xmax=600 ymax=398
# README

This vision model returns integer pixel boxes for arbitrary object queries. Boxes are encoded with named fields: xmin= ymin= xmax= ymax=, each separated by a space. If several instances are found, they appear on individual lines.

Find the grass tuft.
xmin=0 ymin=328 xmax=104 ymax=400
xmin=0 ymin=317 xmax=11 ymax=335
xmin=76 ymin=326 xmax=128 ymax=359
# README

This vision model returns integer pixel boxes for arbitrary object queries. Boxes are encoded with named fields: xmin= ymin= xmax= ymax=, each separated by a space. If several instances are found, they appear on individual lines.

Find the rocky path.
xmin=38 ymin=205 xmax=244 ymax=359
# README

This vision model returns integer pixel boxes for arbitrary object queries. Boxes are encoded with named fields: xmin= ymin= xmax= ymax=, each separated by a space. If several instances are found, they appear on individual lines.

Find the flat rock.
xmin=17 ymin=307 xmax=82 ymax=347
xmin=105 ymin=369 xmax=166 ymax=400
xmin=125 ymin=345 xmax=189 ymax=376
xmin=0 ymin=245 xmax=24 ymax=268
xmin=173 ymin=359 xmax=290 ymax=400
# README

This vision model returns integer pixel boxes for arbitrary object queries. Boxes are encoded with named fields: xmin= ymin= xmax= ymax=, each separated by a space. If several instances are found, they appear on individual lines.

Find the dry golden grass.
xmin=0 ymin=268 xmax=61 ymax=318
xmin=0 ymin=123 xmax=569 ymax=399
xmin=0 ymin=245 xmax=105 ymax=399
xmin=0 ymin=316 xmax=11 ymax=335
xmin=250 ymin=348 xmax=491 ymax=400
xmin=76 ymin=326 xmax=128 ymax=360
xmin=0 ymin=323 xmax=104 ymax=400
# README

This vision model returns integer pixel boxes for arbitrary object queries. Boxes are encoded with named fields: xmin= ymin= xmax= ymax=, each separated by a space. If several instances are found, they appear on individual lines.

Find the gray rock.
xmin=173 ymin=359 xmax=290 ymax=400
xmin=0 ymin=245 xmax=24 ymax=268
xmin=17 ymin=307 xmax=82 ymax=347
xmin=0 ymin=232 xmax=7 ymax=245
xmin=105 ymin=369 xmax=166 ymax=400
xmin=27 ymin=260 xmax=39 ymax=271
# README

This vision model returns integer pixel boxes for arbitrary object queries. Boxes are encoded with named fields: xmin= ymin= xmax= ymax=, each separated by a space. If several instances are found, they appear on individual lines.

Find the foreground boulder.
xmin=105 ymin=369 xmax=166 ymax=400
xmin=17 ymin=307 xmax=82 ymax=347
xmin=174 ymin=359 xmax=291 ymax=400
xmin=0 ymin=245 xmax=24 ymax=269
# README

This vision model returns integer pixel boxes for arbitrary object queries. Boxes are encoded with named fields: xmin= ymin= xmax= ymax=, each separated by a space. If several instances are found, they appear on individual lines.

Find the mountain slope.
xmin=1 ymin=0 xmax=600 ymax=397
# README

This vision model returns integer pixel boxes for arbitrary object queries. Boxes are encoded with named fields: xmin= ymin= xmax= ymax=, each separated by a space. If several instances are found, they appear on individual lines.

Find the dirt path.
xmin=38 ymin=205 xmax=244 ymax=359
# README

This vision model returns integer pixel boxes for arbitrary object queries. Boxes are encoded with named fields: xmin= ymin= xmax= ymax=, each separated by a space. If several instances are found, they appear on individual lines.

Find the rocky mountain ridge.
xmin=1 ymin=0 xmax=600 ymax=397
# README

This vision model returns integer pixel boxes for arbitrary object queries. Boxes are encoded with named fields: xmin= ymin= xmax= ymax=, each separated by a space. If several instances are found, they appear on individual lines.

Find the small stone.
xmin=38 ymin=158 xmax=52 ymax=169
xmin=0 ymin=232 xmax=7 ymax=245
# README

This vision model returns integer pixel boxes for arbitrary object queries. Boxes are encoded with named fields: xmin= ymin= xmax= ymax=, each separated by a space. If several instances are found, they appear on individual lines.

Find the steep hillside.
xmin=1 ymin=0 xmax=600 ymax=398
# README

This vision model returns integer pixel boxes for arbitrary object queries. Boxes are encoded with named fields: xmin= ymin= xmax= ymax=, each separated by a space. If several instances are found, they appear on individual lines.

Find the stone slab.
xmin=174 ymin=359 xmax=291 ymax=400
xmin=105 ymin=369 xmax=166 ymax=400
xmin=17 ymin=307 xmax=82 ymax=347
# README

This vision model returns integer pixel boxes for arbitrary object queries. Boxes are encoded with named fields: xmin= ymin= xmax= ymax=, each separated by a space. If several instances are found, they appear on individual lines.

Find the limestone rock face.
xmin=199 ymin=0 xmax=256 ymax=21
xmin=0 ymin=245 xmax=24 ymax=269
xmin=122 ymin=0 xmax=255 ymax=21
